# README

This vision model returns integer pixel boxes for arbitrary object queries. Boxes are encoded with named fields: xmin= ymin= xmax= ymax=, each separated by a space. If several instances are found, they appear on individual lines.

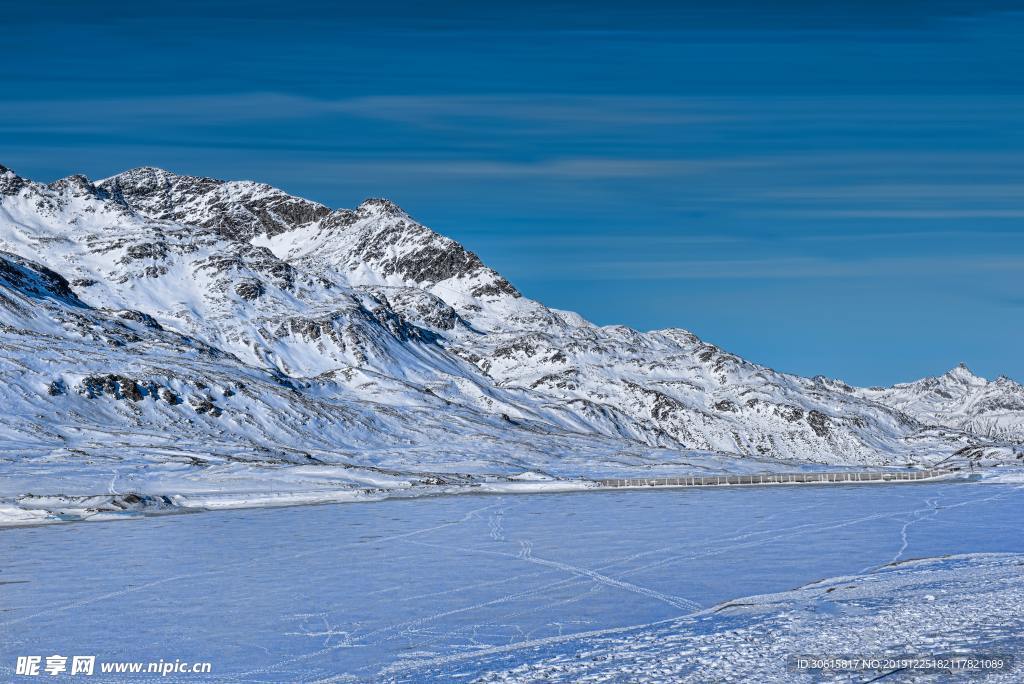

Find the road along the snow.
xmin=596 ymin=467 xmax=956 ymax=488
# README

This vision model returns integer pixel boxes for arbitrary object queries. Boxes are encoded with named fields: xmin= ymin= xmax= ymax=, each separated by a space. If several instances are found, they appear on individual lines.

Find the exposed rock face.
xmin=100 ymin=166 xmax=333 ymax=240
xmin=0 ymin=250 xmax=82 ymax=305
xmin=0 ymin=163 xmax=1020 ymax=482
xmin=187 ymin=395 xmax=222 ymax=417
xmin=79 ymin=374 xmax=149 ymax=401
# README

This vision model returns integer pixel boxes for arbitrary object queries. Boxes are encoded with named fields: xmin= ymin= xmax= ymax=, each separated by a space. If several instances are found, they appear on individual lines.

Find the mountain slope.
xmin=1 ymin=163 xmax=1021 ymax=522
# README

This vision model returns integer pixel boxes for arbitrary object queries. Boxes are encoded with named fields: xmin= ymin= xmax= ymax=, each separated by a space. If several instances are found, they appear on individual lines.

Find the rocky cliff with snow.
xmin=0 ymin=164 xmax=1021 ymax=520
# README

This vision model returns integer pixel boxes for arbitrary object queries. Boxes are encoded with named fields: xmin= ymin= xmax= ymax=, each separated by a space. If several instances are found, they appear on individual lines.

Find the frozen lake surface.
xmin=2 ymin=481 xmax=1022 ymax=682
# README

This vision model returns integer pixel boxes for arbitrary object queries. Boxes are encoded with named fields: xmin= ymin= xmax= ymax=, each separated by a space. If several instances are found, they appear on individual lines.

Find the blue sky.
xmin=3 ymin=0 xmax=1023 ymax=385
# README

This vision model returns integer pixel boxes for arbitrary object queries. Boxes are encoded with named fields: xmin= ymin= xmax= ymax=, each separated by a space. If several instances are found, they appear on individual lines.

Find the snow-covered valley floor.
xmin=1 ymin=481 xmax=1022 ymax=682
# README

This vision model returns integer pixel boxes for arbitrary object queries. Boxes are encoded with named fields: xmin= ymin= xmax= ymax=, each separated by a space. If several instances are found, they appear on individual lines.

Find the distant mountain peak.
xmin=104 ymin=165 xmax=177 ymax=178
xmin=944 ymin=362 xmax=983 ymax=383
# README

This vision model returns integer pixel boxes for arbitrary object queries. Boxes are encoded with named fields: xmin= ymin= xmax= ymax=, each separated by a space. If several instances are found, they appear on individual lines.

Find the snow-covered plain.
xmin=1 ymin=481 xmax=1021 ymax=682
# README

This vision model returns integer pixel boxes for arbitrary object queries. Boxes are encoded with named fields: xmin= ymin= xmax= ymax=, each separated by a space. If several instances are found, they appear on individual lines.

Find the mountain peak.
xmin=102 ymin=165 xmax=195 ymax=183
xmin=99 ymin=166 xmax=223 ymax=196
xmin=47 ymin=174 xmax=97 ymax=195
xmin=96 ymin=167 xmax=331 ymax=240
xmin=945 ymin=362 xmax=983 ymax=383
xmin=0 ymin=164 xmax=27 ymax=195
xmin=357 ymin=197 xmax=408 ymax=219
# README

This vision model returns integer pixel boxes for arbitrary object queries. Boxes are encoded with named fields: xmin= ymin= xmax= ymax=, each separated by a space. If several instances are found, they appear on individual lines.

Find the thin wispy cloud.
xmin=475 ymin=233 xmax=744 ymax=246
xmin=291 ymin=157 xmax=768 ymax=180
xmin=0 ymin=93 xmax=329 ymax=127
xmin=8 ymin=92 xmax=1024 ymax=133
xmin=794 ymin=228 xmax=1024 ymax=242
xmin=329 ymin=95 xmax=736 ymax=127
xmin=0 ymin=93 xmax=736 ymax=130
xmin=582 ymin=255 xmax=1024 ymax=281
xmin=772 ymin=210 xmax=1024 ymax=219
xmin=764 ymin=183 xmax=1024 ymax=201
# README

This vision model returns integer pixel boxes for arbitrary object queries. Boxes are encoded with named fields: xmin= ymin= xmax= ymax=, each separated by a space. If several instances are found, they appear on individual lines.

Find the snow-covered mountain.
xmin=1 ymin=163 xmax=1021 ymax=519
xmin=855 ymin=363 xmax=1024 ymax=443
